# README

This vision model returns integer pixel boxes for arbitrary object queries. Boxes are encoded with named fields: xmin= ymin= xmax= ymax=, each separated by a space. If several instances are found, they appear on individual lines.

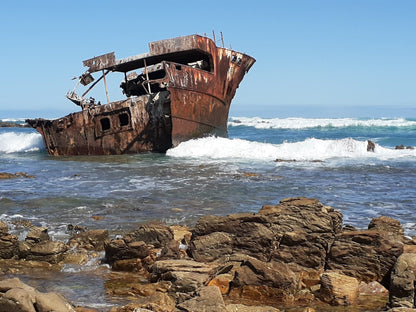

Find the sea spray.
xmin=167 ymin=136 xmax=415 ymax=162
xmin=0 ymin=131 xmax=43 ymax=153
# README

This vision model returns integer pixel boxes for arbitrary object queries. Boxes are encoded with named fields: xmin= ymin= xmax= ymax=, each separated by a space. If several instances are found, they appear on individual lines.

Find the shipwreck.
xmin=26 ymin=34 xmax=255 ymax=155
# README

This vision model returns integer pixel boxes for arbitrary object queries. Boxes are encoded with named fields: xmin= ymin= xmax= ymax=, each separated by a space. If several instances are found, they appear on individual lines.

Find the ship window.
xmin=175 ymin=65 xmax=182 ymax=70
xmin=119 ymin=113 xmax=129 ymax=126
xmin=100 ymin=117 xmax=111 ymax=131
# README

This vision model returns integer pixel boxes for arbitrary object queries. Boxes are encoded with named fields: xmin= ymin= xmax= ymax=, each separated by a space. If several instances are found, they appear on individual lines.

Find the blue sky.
xmin=0 ymin=0 xmax=415 ymax=118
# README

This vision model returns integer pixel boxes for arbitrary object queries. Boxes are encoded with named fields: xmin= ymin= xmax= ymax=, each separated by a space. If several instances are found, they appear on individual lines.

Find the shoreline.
xmin=1 ymin=197 xmax=415 ymax=311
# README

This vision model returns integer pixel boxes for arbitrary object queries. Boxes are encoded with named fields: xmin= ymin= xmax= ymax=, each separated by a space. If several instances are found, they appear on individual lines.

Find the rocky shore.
xmin=1 ymin=197 xmax=416 ymax=311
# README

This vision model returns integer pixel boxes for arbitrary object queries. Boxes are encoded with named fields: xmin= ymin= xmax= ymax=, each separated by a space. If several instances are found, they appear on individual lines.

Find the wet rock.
xmin=326 ymin=229 xmax=403 ymax=285
xmin=20 ymin=240 xmax=68 ymax=264
xmin=124 ymin=223 xmax=174 ymax=248
xmin=389 ymin=253 xmax=416 ymax=308
xmin=26 ymin=226 xmax=50 ymax=243
xmin=105 ymin=239 xmax=151 ymax=265
xmin=367 ymin=140 xmax=376 ymax=152
xmin=0 ymin=172 xmax=34 ymax=179
xmin=319 ymin=271 xmax=359 ymax=305
xmin=0 ymin=277 xmax=75 ymax=312
xmin=149 ymin=259 xmax=212 ymax=293
xmin=68 ymin=229 xmax=109 ymax=251
xmin=0 ymin=221 xmax=19 ymax=259
xmin=176 ymin=286 xmax=227 ymax=312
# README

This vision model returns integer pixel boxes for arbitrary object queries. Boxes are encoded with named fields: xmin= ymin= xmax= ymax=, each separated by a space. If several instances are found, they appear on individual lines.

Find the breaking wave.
xmin=167 ymin=136 xmax=416 ymax=162
xmin=0 ymin=131 xmax=44 ymax=153
xmin=228 ymin=116 xmax=416 ymax=130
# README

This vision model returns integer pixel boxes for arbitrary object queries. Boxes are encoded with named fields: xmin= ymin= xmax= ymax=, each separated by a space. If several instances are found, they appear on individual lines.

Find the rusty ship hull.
xmin=26 ymin=34 xmax=255 ymax=156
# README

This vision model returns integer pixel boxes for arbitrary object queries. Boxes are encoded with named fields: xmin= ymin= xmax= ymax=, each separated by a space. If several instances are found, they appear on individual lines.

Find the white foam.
xmin=229 ymin=116 xmax=416 ymax=129
xmin=167 ymin=137 xmax=416 ymax=162
xmin=0 ymin=131 xmax=43 ymax=153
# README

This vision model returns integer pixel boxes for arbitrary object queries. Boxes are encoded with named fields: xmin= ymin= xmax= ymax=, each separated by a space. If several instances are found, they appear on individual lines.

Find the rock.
xmin=319 ymin=271 xmax=359 ymax=305
xmin=0 ymin=172 xmax=34 ymax=179
xmin=190 ymin=197 xmax=342 ymax=269
xmin=207 ymin=273 xmax=234 ymax=294
xmin=0 ymin=278 xmax=75 ymax=312
xmin=326 ymin=229 xmax=403 ymax=285
xmin=368 ymin=216 xmax=404 ymax=237
xmin=226 ymin=304 xmax=280 ymax=312
xmin=19 ymin=240 xmax=68 ymax=264
xmin=112 ymin=258 xmax=146 ymax=273
xmin=176 ymin=286 xmax=227 ymax=312
xmin=0 ymin=222 xmax=8 ymax=236
xmin=68 ymin=229 xmax=109 ymax=251
xmin=190 ymin=231 xmax=234 ymax=262
xmin=111 ymin=292 xmax=175 ymax=312
xmin=105 ymin=239 xmax=151 ymax=265
xmin=124 ymin=223 xmax=174 ymax=248
xmin=359 ymin=281 xmax=389 ymax=295
xmin=229 ymin=257 xmax=298 ymax=305
xmin=149 ymin=259 xmax=212 ymax=293
xmin=0 ymin=232 xmax=19 ymax=259
xmin=389 ymin=253 xmax=416 ymax=308
xmin=264 ymin=198 xmax=342 ymax=270
xmin=367 ymin=140 xmax=375 ymax=152
xmin=26 ymin=227 xmax=50 ymax=243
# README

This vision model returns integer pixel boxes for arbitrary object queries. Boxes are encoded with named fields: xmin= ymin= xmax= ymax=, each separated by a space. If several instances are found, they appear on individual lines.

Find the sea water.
xmin=1 ymin=115 xmax=415 ymax=309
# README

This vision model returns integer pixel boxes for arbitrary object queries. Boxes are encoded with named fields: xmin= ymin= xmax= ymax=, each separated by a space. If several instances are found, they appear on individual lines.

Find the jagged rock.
xmin=0 ymin=278 xmax=75 ymax=312
xmin=26 ymin=227 xmax=50 ymax=243
xmin=68 ymin=229 xmax=109 ymax=251
xmin=124 ymin=223 xmax=174 ymax=248
xmin=326 ymin=229 xmax=403 ymax=285
xmin=0 ymin=222 xmax=8 ymax=236
xmin=105 ymin=239 xmax=151 ymax=265
xmin=319 ymin=271 xmax=359 ymax=305
xmin=190 ymin=197 xmax=342 ymax=270
xmin=0 ymin=227 xmax=19 ymax=259
xmin=149 ymin=259 xmax=212 ymax=293
xmin=176 ymin=286 xmax=227 ymax=312
xmin=19 ymin=240 xmax=68 ymax=264
xmin=368 ymin=216 xmax=404 ymax=237
xmin=229 ymin=257 xmax=298 ymax=305
xmin=389 ymin=253 xmax=416 ymax=308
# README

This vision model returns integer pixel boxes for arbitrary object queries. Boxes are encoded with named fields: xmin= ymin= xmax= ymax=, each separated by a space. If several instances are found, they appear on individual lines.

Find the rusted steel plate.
xmin=83 ymin=52 xmax=116 ymax=73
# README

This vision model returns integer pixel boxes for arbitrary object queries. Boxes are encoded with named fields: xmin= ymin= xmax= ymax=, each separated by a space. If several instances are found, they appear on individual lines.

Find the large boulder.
xmin=327 ymin=229 xmax=403 ymax=285
xmin=389 ymin=253 xmax=416 ymax=308
xmin=190 ymin=197 xmax=342 ymax=270
xmin=0 ymin=278 xmax=75 ymax=312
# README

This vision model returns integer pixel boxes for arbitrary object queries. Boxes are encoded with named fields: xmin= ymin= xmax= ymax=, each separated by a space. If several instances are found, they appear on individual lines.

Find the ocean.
xmin=1 ymin=114 xmax=416 ymax=309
